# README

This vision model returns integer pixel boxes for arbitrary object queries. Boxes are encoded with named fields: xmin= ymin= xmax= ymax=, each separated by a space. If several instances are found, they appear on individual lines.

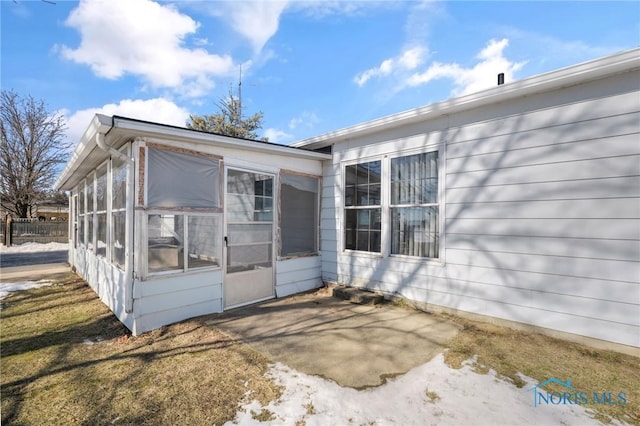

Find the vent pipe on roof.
xmin=497 ymin=73 xmax=505 ymax=86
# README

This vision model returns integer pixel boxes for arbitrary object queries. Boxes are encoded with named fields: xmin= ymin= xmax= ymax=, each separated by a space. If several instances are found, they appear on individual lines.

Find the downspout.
xmin=95 ymin=131 xmax=136 ymax=314
xmin=96 ymin=132 xmax=129 ymax=163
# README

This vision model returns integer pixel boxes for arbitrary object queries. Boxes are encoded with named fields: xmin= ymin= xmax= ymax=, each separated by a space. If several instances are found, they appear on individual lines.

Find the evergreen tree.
xmin=187 ymin=86 xmax=267 ymax=141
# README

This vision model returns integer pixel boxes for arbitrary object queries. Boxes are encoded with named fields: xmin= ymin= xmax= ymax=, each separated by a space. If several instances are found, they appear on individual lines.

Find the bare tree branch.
xmin=0 ymin=90 xmax=70 ymax=218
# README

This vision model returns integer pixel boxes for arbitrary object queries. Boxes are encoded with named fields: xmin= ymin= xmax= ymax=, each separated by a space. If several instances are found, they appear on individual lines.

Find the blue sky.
xmin=2 ymin=0 xmax=638 ymax=147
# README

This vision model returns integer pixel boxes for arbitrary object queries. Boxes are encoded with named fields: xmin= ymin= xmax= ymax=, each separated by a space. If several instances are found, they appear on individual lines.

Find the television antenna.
xmin=238 ymin=65 xmax=242 ymax=120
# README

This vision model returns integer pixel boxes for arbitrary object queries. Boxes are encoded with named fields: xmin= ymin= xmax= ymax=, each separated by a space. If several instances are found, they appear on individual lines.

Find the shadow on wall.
xmin=324 ymin=78 xmax=640 ymax=344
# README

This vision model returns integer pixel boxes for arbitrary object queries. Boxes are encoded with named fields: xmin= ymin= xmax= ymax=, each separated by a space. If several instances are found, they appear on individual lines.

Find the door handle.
xmin=224 ymin=236 xmax=228 ymax=246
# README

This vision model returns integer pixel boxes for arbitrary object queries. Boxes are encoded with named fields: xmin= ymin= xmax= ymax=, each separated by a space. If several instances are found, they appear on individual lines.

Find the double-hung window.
xmin=343 ymin=151 xmax=439 ymax=259
xmin=344 ymin=161 xmax=381 ymax=253
xmin=390 ymin=151 xmax=439 ymax=258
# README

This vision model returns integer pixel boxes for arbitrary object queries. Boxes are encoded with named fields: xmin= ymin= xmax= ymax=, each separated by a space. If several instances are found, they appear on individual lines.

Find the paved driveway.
xmin=0 ymin=250 xmax=68 ymax=268
xmin=0 ymin=250 xmax=69 ymax=282
xmin=205 ymin=288 xmax=460 ymax=388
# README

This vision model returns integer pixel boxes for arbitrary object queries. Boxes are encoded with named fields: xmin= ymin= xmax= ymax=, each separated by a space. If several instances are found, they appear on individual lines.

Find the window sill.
xmin=388 ymin=254 xmax=445 ymax=266
xmin=340 ymin=250 xmax=445 ymax=265
xmin=342 ymin=249 xmax=383 ymax=259
xmin=277 ymin=252 xmax=320 ymax=261
xmin=143 ymin=265 xmax=222 ymax=281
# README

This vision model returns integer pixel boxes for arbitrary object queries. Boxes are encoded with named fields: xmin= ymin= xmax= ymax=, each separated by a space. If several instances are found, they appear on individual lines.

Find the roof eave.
xmin=54 ymin=114 xmax=113 ymax=191
xmin=110 ymin=116 xmax=331 ymax=160
xmin=54 ymin=114 xmax=331 ymax=192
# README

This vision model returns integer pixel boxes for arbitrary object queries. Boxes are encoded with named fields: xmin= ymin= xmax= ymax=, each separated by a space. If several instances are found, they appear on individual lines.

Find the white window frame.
xmin=341 ymin=147 xmax=442 ymax=261
xmin=278 ymin=170 xmax=321 ymax=259
xmin=141 ymin=143 xmax=224 ymax=279
xmin=86 ymin=172 xmax=96 ymax=252
xmin=72 ymin=193 xmax=78 ymax=248
xmin=95 ymin=162 xmax=108 ymax=258
xmin=77 ymin=179 xmax=87 ymax=248
xmin=144 ymin=211 xmax=223 ymax=278
xmin=111 ymin=145 xmax=129 ymax=269
xmin=343 ymin=158 xmax=383 ymax=255
xmin=388 ymin=149 xmax=440 ymax=260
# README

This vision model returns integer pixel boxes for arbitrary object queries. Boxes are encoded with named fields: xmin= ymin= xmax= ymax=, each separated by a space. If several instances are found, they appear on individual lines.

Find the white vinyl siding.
xmin=321 ymin=161 xmax=339 ymax=282
xmin=275 ymin=256 xmax=323 ymax=298
xmin=133 ymin=271 xmax=223 ymax=334
xmin=320 ymin=66 xmax=640 ymax=347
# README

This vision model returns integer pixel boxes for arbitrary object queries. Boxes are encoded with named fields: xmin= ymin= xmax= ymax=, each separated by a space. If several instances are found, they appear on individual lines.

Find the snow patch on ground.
xmin=0 ymin=280 xmax=54 ymax=302
xmin=0 ymin=242 xmax=68 ymax=253
xmin=228 ymin=353 xmax=622 ymax=426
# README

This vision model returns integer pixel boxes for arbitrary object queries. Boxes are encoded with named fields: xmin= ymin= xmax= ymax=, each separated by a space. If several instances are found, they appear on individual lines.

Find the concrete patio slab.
xmin=205 ymin=289 xmax=460 ymax=388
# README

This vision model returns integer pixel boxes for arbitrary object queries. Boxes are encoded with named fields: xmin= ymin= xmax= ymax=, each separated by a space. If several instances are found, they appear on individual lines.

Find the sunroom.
xmin=55 ymin=114 xmax=330 ymax=335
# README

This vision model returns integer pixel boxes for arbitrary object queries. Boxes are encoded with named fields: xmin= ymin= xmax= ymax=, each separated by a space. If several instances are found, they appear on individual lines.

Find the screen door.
xmin=224 ymin=168 xmax=274 ymax=308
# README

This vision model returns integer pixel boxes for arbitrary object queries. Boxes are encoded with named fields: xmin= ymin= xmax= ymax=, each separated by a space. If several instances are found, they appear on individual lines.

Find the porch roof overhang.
xmin=54 ymin=115 xmax=331 ymax=191
xmin=292 ymin=47 xmax=640 ymax=150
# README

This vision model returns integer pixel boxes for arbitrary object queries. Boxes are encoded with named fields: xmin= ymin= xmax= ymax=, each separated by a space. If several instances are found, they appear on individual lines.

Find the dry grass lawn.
xmin=444 ymin=318 xmax=640 ymax=425
xmin=2 ymin=274 xmax=638 ymax=425
xmin=1 ymin=274 xmax=280 ymax=425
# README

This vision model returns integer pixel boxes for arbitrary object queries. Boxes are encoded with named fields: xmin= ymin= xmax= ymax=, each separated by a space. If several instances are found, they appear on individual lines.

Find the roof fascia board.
xmin=55 ymin=114 xmax=330 ymax=191
xmin=293 ymin=47 xmax=640 ymax=149
xmin=111 ymin=116 xmax=331 ymax=160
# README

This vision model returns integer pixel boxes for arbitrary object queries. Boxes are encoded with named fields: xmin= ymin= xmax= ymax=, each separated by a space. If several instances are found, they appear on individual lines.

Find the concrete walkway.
xmin=0 ymin=263 xmax=70 ymax=283
xmin=206 ymin=288 xmax=460 ymax=388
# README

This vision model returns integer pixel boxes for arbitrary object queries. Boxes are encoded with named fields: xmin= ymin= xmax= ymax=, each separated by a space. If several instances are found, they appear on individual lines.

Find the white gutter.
xmin=95 ymin=132 xmax=131 ymax=164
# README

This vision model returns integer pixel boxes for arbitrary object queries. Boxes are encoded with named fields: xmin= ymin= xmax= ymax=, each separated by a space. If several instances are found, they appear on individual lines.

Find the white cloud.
xmin=225 ymin=1 xmax=289 ymax=53
xmin=288 ymin=111 xmax=320 ymax=130
xmin=503 ymin=27 xmax=628 ymax=70
xmin=354 ymin=46 xmax=428 ymax=87
xmin=404 ymin=0 xmax=443 ymax=44
xmin=290 ymin=0 xmax=370 ymax=18
xmin=59 ymin=0 xmax=233 ymax=95
xmin=407 ymin=38 xmax=526 ymax=96
xmin=263 ymin=127 xmax=293 ymax=144
xmin=65 ymin=98 xmax=191 ymax=144
xmin=9 ymin=2 xmax=31 ymax=19
xmin=196 ymin=1 xmax=397 ymax=55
